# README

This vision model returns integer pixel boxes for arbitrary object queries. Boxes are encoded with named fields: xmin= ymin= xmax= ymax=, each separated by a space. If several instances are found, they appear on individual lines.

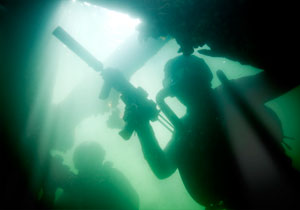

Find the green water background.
xmin=2 ymin=1 xmax=299 ymax=209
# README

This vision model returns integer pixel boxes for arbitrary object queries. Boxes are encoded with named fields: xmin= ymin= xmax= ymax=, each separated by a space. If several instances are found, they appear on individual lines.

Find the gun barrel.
xmin=52 ymin=26 xmax=161 ymax=140
xmin=53 ymin=26 xmax=103 ymax=72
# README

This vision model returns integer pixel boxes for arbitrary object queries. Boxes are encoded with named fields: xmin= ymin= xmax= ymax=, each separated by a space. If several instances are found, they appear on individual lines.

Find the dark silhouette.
xmin=44 ymin=142 xmax=139 ymax=209
xmin=0 ymin=1 xmax=64 ymax=208
xmin=124 ymin=55 xmax=299 ymax=209
xmin=85 ymin=0 xmax=299 ymax=95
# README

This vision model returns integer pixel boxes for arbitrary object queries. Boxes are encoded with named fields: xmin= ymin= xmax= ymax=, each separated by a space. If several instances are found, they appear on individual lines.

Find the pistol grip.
xmin=119 ymin=122 xmax=135 ymax=140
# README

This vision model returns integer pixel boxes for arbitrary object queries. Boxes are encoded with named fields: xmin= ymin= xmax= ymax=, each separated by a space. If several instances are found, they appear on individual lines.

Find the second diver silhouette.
xmin=53 ymin=142 xmax=139 ymax=209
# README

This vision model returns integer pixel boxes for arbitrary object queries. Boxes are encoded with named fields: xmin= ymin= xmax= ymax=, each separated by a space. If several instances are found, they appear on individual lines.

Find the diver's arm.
xmin=135 ymin=122 xmax=177 ymax=179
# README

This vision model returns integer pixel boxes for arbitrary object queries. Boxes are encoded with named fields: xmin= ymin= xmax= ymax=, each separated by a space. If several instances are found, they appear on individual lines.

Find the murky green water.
xmin=2 ymin=1 xmax=300 ymax=209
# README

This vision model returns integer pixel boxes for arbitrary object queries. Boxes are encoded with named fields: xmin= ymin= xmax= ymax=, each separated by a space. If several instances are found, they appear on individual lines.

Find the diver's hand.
xmin=119 ymin=103 xmax=151 ymax=140
xmin=122 ymin=103 xmax=150 ymax=127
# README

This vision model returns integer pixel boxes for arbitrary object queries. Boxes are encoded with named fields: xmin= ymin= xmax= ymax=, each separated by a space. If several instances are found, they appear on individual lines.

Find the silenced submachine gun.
xmin=52 ymin=26 xmax=172 ymax=140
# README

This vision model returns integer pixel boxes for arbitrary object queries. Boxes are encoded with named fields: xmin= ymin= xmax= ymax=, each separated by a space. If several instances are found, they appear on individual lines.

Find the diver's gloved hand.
xmin=118 ymin=87 xmax=158 ymax=140
xmin=119 ymin=102 xmax=152 ymax=140
xmin=123 ymin=102 xmax=151 ymax=126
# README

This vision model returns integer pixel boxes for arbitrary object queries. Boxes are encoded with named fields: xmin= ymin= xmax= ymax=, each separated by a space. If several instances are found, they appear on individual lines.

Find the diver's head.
xmin=162 ymin=55 xmax=213 ymax=105
xmin=73 ymin=141 xmax=105 ymax=174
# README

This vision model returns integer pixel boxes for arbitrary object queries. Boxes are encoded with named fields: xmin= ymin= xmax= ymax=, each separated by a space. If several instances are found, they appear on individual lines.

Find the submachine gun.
xmin=52 ymin=26 xmax=173 ymax=140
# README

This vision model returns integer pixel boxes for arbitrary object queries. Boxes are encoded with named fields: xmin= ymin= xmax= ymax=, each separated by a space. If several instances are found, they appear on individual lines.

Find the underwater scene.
xmin=1 ymin=1 xmax=299 ymax=209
